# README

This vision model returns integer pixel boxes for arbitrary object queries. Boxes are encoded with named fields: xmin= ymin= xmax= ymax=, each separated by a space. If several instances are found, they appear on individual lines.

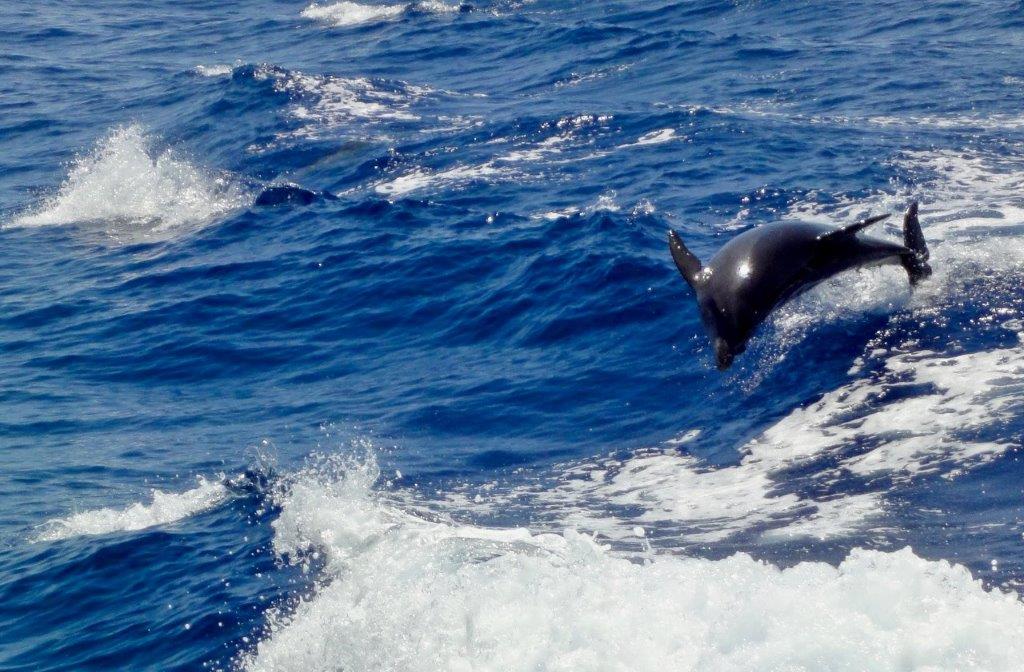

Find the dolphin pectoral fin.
xmin=818 ymin=213 xmax=891 ymax=241
xmin=900 ymin=201 xmax=931 ymax=284
xmin=668 ymin=230 xmax=703 ymax=290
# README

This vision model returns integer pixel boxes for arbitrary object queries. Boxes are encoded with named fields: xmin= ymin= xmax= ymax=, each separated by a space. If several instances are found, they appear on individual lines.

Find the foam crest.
xmin=618 ymin=128 xmax=679 ymax=148
xmin=750 ymin=346 xmax=1023 ymax=478
xmin=375 ymin=162 xmax=508 ymax=196
xmin=785 ymin=149 xmax=1024 ymax=245
xmin=244 ymin=456 xmax=1024 ymax=672
xmin=194 ymin=64 xmax=233 ymax=77
xmin=536 ymin=192 xmax=624 ymax=221
xmin=761 ymin=147 xmax=1024 ymax=360
xmin=252 ymin=65 xmax=429 ymax=147
xmin=301 ymin=2 xmax=404 ymax=27
xmin=441 ymin=142 xmax=1024 ymax=542
xmin=455 ymin=339 xmax=1022 ymax=546
xmin=10 ymin=125 xmax=248 ymax=234
xmin=35 ymin=477 xmax=227 ymax=542
xmin=867 ymin=113 xmax=1024 ymax=131
xmin=301 ymin=0 xmax=459 ymax=27
xmin=378 ymin=114 xmax=614 ymax=197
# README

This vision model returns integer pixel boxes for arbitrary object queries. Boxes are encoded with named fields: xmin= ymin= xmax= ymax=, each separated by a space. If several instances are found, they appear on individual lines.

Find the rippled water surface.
xmin=4 ymin=2 xmax=1024 ymax=670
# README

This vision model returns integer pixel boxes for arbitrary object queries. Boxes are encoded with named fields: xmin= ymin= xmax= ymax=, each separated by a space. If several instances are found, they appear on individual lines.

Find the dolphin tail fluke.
xmin=900 ymin=201 xmax=931 ymax=285
xmin=668 ymin=230 xmax=703 ymax=291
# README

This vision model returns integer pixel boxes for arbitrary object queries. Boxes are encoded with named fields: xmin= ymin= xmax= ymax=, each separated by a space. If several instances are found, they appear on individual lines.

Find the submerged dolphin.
xmin=254 ymin=184 xmax=338 ymax=207
xmin=668 ymin=202 xmax=931 ymax=370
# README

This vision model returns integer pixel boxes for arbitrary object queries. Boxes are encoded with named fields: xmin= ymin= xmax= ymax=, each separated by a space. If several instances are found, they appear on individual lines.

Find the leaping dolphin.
xmin=668 ymin=202 xmax=931 ymax=370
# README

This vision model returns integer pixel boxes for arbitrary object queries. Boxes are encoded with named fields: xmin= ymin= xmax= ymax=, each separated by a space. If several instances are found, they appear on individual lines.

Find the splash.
xmin=10 ymin=125 xmax=248 ymax=235
xmin=439 ymin=341 xmax=1022 ymax=545
xmin=193 ymin=64 xmax=234 ymax=77
xmin=301 ymin=0 xmax=460 ymax=27
xmin=432 ymin=145 xmax=1024 ymax=545
xmin=301 ymin=1 xmax=405 ymax=26
xmin=35 ymin=476 xmax=227 ymax=542
xmin=242 ymin=454 xmax=1024 ymax=672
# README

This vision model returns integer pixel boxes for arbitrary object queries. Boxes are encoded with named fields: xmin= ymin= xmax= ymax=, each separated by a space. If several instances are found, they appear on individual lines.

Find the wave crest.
xmin=301 ymin=1 xmax=460 ymax=27
xmin=10 ymin=124 xmax=249 ymax=234
xmin=35 ymin=476 xmax=227 ymax=542
xmin=242 ymin=454 xmax=1024 ymax=672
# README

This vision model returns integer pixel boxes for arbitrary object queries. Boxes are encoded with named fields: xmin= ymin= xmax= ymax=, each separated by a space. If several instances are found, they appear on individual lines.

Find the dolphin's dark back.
xmin=668 ymin=204 xmax=930 ymax=369
xmin=701 ymin=223 xmax=831 ymax=343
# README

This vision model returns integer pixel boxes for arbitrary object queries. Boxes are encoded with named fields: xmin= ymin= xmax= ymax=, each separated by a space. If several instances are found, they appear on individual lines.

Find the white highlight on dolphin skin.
xmin=10 ymin=125 xmax=248 ymax=233
xmin=242 ymin=455 xmax=1024 ymax=672
xmin=35 ymin=477 xmax=227 ymax=542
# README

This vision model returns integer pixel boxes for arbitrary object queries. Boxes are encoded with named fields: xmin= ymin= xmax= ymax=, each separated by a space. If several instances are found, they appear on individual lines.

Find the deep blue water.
xmin=4 ymin=1 xmax=1024 ymax=670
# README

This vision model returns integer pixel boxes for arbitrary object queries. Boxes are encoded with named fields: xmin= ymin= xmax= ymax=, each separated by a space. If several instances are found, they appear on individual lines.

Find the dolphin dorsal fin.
xmin=818 ymin=213 xmax=890 ymax=241
xmin=668 ymin=230 xmax=703 ymax=290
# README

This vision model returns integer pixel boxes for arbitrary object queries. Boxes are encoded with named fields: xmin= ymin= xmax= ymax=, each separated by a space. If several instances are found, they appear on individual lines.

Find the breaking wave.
xmin=35 ymin=477 xmax=227 ymax=542
xmin=301 ymin=0 xmax=460 ymax=28
xmin=240 ymin=454 xmax=1024 ymax=672
xmin=9 ymin=124 xmax=249 ymax=235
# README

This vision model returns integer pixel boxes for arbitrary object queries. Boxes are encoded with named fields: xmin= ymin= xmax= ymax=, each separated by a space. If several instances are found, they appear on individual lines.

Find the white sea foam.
xmin=242 ymin=455 xmax=1024 ymax=672
xmin=252 ymin=65 xmax=428 ymax=148
xmin=301 ymin=1 xmax=404 ymax=26
xmin=301 ymin=0 xmax=459 ymax=27
xmin=618 ymin=127 xmax=679 ymax=148
xmin=376 ymin=113 xmax=613 ymax=196
xmin=785 ymin=150 xmax=1024 ymax=244
xmin=495 ymin=134 xmax=569 ymax=164
xmin=256 ymin=65 xmax=423 ymax=122
xmin=35 ymin=477 xmax=227 ymax=542
xmin=493 ymin=122 xmax=609 ymax=166
xmin=375 ymin=162 xmax=508 ymax=196
xmin=450 ymin=338 xmax=1023 ymax=545
xmin=436 ymin=145 xmax=1024 ymax=545
xmin=535 ymin=192 xmax=624 ymax=220
xmin=411 ymin=0 xmax=461 ymax=13
xmin=10 ymin=125 xmax=248 ymax=234
xmin=867 ymin=113 xmax=1024 ymax=131
xmin=194 ymin=64 xmax=234 ymax=77
xmin=555 ymin=63 xmax=634 ymax=88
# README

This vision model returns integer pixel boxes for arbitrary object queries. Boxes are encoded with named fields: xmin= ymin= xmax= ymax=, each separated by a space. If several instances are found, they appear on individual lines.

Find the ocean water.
xmin=3 ymin=1 xmax=1024 ymax=669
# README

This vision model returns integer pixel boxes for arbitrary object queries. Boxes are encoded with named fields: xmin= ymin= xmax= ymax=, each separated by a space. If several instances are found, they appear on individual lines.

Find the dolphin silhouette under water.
xmin=668 ymin=202 xmax=931 ymax=370
xmin=254 ymin=183 xmax=338 ymax=207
